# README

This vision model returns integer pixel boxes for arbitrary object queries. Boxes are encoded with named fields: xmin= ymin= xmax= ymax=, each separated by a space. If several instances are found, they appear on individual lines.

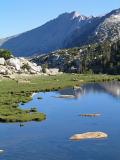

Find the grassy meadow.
xmin=0 ymin=73 xmax=120 ymax=123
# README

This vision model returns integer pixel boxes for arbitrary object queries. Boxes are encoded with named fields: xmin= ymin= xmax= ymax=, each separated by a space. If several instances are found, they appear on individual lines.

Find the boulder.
xmin=21 ymin=60 xmax=42 ymax=74
xmin=28 ymin=63 xmax=42 ymax=73
xmin=0 ymin=65 xmax=13 ymax=75
xmin=19 ymin=57 xmax=28 ymax=65
xmin=0 ymin=68 xmax=6 ymax=74
xmin=45 ymin=68 xmax=59 ymax=75
xmin=70 ymin=132 xmax=108 ymax=141
xmin=0 ymin=58 xmax=5 ymax=65
xmin=30 ymin=69 xmax=37 ymax=74
xmin=6 ymin=58 xmax=21 ymax=71
xmin=6 ymin=69 xmax=13 ymax=75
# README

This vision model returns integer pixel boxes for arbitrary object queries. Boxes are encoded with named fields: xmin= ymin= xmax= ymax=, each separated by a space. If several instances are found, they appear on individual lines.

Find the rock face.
xmin=64 ymin=8 xmax=120 ymax=48
xmin=0 ymin=8 xmax=120 ymax=56
xmin=70 ymin=132 xmax=108 ymax=141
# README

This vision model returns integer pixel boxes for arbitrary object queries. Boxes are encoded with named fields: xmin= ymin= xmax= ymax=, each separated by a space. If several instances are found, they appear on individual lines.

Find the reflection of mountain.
xmin=59 ymin=81 xmax=120 ymax=99
xmin=59 ymin=87 xmax=85 ymax=99
xmin=100 ymin=81 xmax=120 ymax=98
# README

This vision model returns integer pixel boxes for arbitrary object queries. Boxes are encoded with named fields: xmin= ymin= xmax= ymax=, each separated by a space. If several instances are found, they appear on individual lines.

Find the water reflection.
xmin=59 ymin=81 xmax=120 ymax=99
xmin=1 ymin=81 xmax=120 ymax=160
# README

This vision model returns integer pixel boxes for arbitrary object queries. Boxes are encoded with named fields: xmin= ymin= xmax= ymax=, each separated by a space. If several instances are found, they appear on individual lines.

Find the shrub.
xmin=0 ymin=49 xmax=12 ymax=59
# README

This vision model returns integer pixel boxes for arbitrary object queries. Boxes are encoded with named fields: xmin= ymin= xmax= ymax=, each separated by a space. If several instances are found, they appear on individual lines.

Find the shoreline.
xmin=0 ymin=73 xmax=120 ymax=123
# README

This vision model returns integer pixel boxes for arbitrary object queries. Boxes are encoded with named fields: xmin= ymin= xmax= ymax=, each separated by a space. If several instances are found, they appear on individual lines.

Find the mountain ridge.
xmin=0 ymin=8 xmax=120 ymax=57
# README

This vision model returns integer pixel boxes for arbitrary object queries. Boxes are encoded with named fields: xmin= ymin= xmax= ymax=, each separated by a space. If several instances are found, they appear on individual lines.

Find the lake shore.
xmin=0 ymin=73 xmax=120 ymax=123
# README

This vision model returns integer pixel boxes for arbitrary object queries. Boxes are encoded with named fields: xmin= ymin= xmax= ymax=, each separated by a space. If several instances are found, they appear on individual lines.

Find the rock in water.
xmin=55 ymin=95 xmax=75 ymax=98
xmin=79 ymin=113 xmax=101 ymax=117
xmin=0 ymin=149 xmax=4 ymax=153
xmin=70 ymin=132 xmax=108 ymax=141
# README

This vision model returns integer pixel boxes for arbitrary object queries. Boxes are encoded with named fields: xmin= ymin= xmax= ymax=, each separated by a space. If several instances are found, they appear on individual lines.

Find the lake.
xmin=0 ymin=81 xmax=120 ymax=160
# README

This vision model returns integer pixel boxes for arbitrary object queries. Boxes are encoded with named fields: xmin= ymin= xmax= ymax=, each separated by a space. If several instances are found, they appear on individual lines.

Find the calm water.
xmin=0 ymin=81 xmax=120 ymax=160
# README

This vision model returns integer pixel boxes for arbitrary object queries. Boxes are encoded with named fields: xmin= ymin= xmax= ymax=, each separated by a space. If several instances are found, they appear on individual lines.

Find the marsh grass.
xmin=0 ymin=74 xmax=120 ymax=122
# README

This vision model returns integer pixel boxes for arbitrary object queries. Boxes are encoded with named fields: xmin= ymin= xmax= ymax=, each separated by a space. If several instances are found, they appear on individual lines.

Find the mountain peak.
xmin=112 ymin=8 xmax=120 ymax=14
xmin=58 ymin=11 xmax=87 ymax=20
xmin=1 ymin=8 xmax=120 ymax=56
xmin=70 ymin=11 xmax=88 ymax=20
xmin=71 ymin=11 xmax=80 ymax=18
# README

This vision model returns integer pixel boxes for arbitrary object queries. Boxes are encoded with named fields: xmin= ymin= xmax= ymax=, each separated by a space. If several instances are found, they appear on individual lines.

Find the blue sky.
xmin=0 ymin=0 xmax=120 ymax=38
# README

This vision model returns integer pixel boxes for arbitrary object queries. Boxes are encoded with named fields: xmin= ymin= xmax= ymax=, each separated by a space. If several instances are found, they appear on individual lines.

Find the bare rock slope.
xmin=0 ymin=9 xmax=120 ymax=57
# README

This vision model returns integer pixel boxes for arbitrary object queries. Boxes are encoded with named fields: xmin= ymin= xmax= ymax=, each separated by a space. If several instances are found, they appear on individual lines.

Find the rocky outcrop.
xmin=0 ymin=57 xmax=42 ymax=76
xmin=70 ymin=132 xmax=108 ymax=141
xmin=0 ymin=56 xmax=62 ymax=78
xmin=31 ymin=48 xmax=82 ymax=73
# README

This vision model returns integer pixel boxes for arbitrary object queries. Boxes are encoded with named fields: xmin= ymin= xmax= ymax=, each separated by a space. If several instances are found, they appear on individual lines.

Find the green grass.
xmin=0 ymin=73 xmax=120 ymax=123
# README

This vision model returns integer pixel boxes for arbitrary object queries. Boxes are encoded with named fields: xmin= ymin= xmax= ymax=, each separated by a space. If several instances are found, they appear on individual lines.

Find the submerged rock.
xmin=0 ymin=149 xmax=4 ymax=153
xmin=55 ymin=95 xmax=75 ymax=98
xmin=70 ymin=132 xmax=108 ymax=141
xmin=79 ymin=113 xmax=101 ymax=117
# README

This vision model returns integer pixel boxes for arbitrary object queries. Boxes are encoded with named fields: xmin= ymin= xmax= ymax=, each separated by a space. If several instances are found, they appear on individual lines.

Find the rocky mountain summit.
xmin=65 ymin=8 xmax=120 ymax=48
xmin=0 ymin=8 xmax=120 ymax=57
xmin=0 ymin=11 xmax=90 ymax=56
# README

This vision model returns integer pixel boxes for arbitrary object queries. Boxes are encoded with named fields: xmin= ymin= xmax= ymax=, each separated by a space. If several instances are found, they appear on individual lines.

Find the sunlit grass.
xmin=0 ymin=73 xmax=120 ymax=122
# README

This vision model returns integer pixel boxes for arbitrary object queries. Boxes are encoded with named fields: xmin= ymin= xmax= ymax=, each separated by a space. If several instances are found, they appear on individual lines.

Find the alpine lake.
xmin=0 ymin=74 xmax=120 ymax=160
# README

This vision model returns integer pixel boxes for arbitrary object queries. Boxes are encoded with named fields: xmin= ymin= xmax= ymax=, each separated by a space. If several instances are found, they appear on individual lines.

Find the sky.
xmin=0 ymin=0 xmax=120 ymax=38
